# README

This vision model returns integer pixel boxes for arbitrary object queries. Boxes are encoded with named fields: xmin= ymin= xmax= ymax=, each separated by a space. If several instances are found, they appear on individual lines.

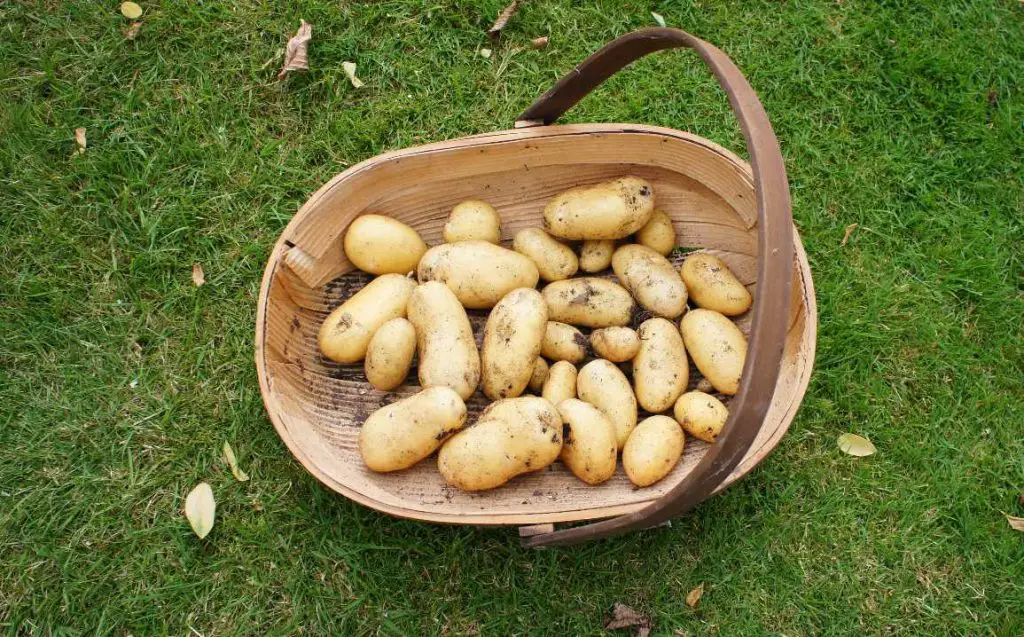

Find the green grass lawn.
xmin=2 ymin=0 xmax=1022 ymax=634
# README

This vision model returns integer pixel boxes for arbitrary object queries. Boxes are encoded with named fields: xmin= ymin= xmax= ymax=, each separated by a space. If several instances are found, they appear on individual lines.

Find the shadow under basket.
xmin=255 ymin=28 xmax=817 ymax=548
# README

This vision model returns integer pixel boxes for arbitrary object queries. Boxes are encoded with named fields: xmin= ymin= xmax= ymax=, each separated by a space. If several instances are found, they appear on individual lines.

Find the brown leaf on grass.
xmin=605 ymin=603 xmax=652 ymax=637
xmin=191 ymin=263 xmax=205 ymax=287
xmin=222 ymin=442 xmax=250 ymax=482
xmin=840 ymin=222 xmax=858 ymax=246
xmin=488 ymin=0 xmax=523 ymax=40
xmin=531 ymin=36 xmax=549 ymax=49
xmin=342 ymin=61 xmax=364 ymax=88
xmin=838 ymin=432 xmax=876 ymax=456
xmin=124 ymin=21 xmax=142 ymax=40
xmin=74 ymin=128 xmax=87 ymax=154
xmin=1007 ymin=514 xmax=1024 ymax=532
xmin=685 ymin=583 xmax=704 ymax=608
xmin=277 ymin=20 xmax=312 ymax=81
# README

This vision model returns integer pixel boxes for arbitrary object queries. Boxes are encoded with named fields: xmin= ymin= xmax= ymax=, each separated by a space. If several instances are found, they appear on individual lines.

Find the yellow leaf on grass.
xmin=1006 ymin=514 xmax=1024 ymax=532
xmin=191 ymin=263 xmax=205 ymax=287
xmin=74 ymin=127 xmax=86 ymax=154
xmin=838 ymin=433 xmax=876 ymax=457
xmin=222 ymin=441 xmax=250 ymax=482
xmin=841 ymin=222 xmax=859 ymax=246
xmin=120 ymin=2 xmax=143 ymax=20
xmin=480 ymin=48 xmax=492 ymax=59
xmin=342 ymin=62 xmax=364 ymax=88
xmin=685 ymin=583 xmax=704 ymax=608
xmin=184 ymin=482 xmax=216 ymax=539
xmin=651 ymin=12 xmax=667 ymax=27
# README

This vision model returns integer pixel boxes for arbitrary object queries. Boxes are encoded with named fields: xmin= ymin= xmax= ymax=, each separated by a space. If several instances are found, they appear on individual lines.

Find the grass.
xmin=1 ymin=0 xmax=1022 ymax=634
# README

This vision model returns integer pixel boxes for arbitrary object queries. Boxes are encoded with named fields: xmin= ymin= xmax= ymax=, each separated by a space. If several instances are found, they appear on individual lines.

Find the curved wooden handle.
xmin=519 ymin=28 xmax=794 ymax=548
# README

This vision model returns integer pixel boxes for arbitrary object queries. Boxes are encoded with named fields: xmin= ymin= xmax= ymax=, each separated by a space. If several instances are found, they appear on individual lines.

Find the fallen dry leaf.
xmin=1007 ymin=514 xmax=1024 ymax=532
xmin=531 ymin=36 xmax=549 ymax=49
xmin=838 ymin=433 xmax=876 ymax=457
xmin=685 ymin=583 xmax=704 ymax=608
xmin=191 ymin=263 xmax=205 ymax=287
xmin=124 ymin=21 xmax=141 ymax=40
xmin=120 ymin=1 xmax=143 ymax=19
xmin=841 ymin=222 xmax=859 ymax=246
xmin=342 ymin=61 xmax=364 ymax=88
xmin=74 ymin=127 xmax=86 ymax=155
xmin=278 ymin=20 xmax=312 ymax=81
xmin=222 ymin=441 xmax=250 ymax=482
xmin=488 ymin=0 xmax=523 ymax=39
xmin=480 ymin=48 xmax=492 ymax=59
xmin=605 ymin=603 xmax=652 ymax=637
xmin=184 ymin=482 xmax=216 ymax=539
xmin=651 ymin=12 xmax=667 ymax=27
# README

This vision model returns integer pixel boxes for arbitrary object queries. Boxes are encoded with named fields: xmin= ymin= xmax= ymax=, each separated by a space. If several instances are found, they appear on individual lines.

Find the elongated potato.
xmin=364 ymin=318 xmax=416 ymax=390
xmin=542 ymin=278 xmax=634 ymax=328
xmin=590 ymin=327 xmax=640 ymax=362
xmin=577 ymin=359 xmax=637 ymax=449
xmin=543 ymin=176 xmax=655 ymax=240
xmin=635 ymin=210 xmax=676 ymax=256
xmin=542 ymin=361 xmax=577 ymax=406
xmin=674 ymin=391 xmax=728 ymax=443
xmin=540 ymin=321 xmax=586 ymax=363
xmin=579 ymin=240 xmax=615 ymax=273
xmin=319 ymin=274 xmax=417 ymax=363
xmin=359 ymin=387 xmax=467 ymax=472
xmin=482 ymin=288 xmax=547 ymax=400
xmin=417 ymin=241 xmax=539 ymax=309
xmin=680 ymin=309 xmax=747 ymax=395
xmin=680 ymin=253 xmax=752 ymax=316
xmin=444 ymin=200 xmax=501 ymax=244
xmin=633 ymin=318 xmax=689 ymax=413
xmin=622 ymin=415 xmax=684 ymax=487
xmin=343 ymin=214 xmax=427 ymax=275
xmin=528 ymin=358 xmax=549 ymax=393
xmin=407 ymin=281 xmax=481 ymax=400
xmin=513 ymin=228 xmax=578 ymax=282
xmin=438 ymin=396 xmax=562 ymax=491
xmin=558 ymin=399 xmax=618 ymax=485
xmin=612 ymin=244 xmax=688 ymax=319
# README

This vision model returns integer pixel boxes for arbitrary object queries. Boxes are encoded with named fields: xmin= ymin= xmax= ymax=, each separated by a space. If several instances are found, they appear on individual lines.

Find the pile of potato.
xmin=318 ymin=176 xmax=753 ymax=492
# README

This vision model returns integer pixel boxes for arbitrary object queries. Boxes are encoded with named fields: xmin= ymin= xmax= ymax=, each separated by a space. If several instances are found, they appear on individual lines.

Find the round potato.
xmin=635 ymin=210 xmax=676 ymax=256
xmin=680 ymin=253 xmax=752 ymax=316
xmin=542 ymin=277 xmax=634 ymax=328
xmin=590 ymin=327 xmax=640 ymax=362
xmin=674 ymin=391 xmax=729 ymax=443
xmin=540 ymin=321 xmax=587 ymax=363
xmin=481 ymin=288 xmax=547 ymax=400
xmin=364 ymin=318 xmax=416 ymax=390
xmin=612 ymin=244 xmax=688 ymax=319
xmin=407 ymin=281 xmax=481 ymax=400
xmin=528 ymin=358 xmax=549 ymax=393
xmin=680 ymin=309 xmax=747 ymax=395
xmin=319 ymin=274 xmax=417 ymax=364
xmin=543 ymin=176 xmax=655 ymax=240
xmin=438 ymin=396 xmax=563 ymax=491
xmin=359 ymin=387 xmax=467 ymax=472
xmin=622 ymin=415 xmax=685 ymax=487
xmin=343 ymin=214 xmax=427 ymax=275
xmin=558 ymin=399 xmax=618 ymax=485
xmin=513 ymin=228 xmax=579 ymax=282
xmin=542 ymin=360 xmax=577 ymax=406
xmin=633 ymin=318 xmax=689 ymax=413
xmin=417 ymin=241 xmax=539 ymax=309
xmin=443 ymin=200 xmax=501 ymax=244
xmin=577 ymin=359 xmax=637 ymax=449
xmin=579 ymin=240 xmax=615 ymax=273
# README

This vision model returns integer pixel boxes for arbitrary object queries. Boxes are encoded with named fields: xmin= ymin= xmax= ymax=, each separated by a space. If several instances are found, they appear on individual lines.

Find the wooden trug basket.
xmin=255 ymin=28 xmax=817 ymax=547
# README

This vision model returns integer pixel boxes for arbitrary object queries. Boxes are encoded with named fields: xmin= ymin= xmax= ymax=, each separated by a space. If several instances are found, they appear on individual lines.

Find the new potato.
xmin=633 ymin=318 xmax=689 ymax=413
xmin=540 ymin=321 xmax=587 ymax=363
xmin=590 ymin=326 xmax=640 ymax=362
xmin=543 ymin=176 xmax=655 ymax=240
xmin=417 ymin=241 xmax=539 ymax=309
xmin=622 ymin=415 xmax=685 ymax=487
xmin=579 ymin=240 xmax=615 ymax=273
xmin=558 ymin=399 xmax=618 ymax=485
xmin=542 ymin=361 xmax=577 ymax=406
xmin=542 ymin=277 xmax=634 ymax=327
xmin=481 ymin=288 xmax=547 ymax=400
xmin=577 ymin=359 xmax=637 ymax=449
xmin=319 ymin=274 xmax=417 ymax=364
xmin=343 ymin=214 xmax=427 ymax=275
xmin=674 ymin=391 xmax=729 ymax=442
xmin=680 ymin=308 xmax=747 ymax=395
xmin=444 ymin=200 xmax=501 ymax=244
xmin=407 ymin=281 xmax=481 ymax=400
xmin=635 ymin=210 xmax=676 ymax=255
xmin=513 ymin=228 xmax=578 ymax=281
xmin=612 ymin=244 xmax=688 ymax=319
xmin=359 ymin=387 xmax=467 ymax=472
xmin=364 ymin=318 xmax=416 ymax=391
xmin=680 ymin=253 xmax=752 ymax=316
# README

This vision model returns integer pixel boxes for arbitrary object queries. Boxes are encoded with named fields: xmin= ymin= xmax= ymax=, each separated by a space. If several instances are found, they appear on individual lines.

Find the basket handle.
xmin=518 ymin=27 xmax=794 ymax=548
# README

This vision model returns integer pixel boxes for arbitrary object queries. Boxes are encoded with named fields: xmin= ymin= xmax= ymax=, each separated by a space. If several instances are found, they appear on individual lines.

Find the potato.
xmin=680 ymin=308 xmax=747 ymax=395
xmin=481 ymin=288 xmax=547 ymax=400
xmin=674 ymin=391 xmax=728 ymax=443
xmin=590 ymin=327 xmax=640 ymax=362
xmin=622 ymin=415 xmax=685 ymax=487
xmin=680 ymin=253 xmax=752 ymax=316
xmin=359 ymin=387 xmax=467 ymax=472
xmin=417 ymin=241 xmax=539 ymax=309
xmin=577 ymin=359 xmax=637 ymax=449
xmin=612 ymin=244 xmax=688 ymax=319
xmin=543 ymin=176 xmax=655 ymax=240
xmin=542 ymin=360 xmax=577 ymax=406
xmin=364 ymin=318 xmax=416 ymax=390
xmin=540 ymin=321 xmax=587 ymax=363
xmin=633 ymin=318 xmax=689 ymax=413
xmin=542 ymin=278 xmax=634 ymax=328
xmin=513 ymin=228 xmax=578 ymax=282
xmin=407 ymin=281 xmax=481 ymax=400
xmin=635 ymin=210 xmax=676 ymax=256
xmin=343 ymin=214 xmax=427 ymax=275
xmin=558 ymin=399 xmax=618 ymax=485
xmin=579 ymin=240 xmax=615 ymax=273
xmin=443 ymin=200 xmax=501 ymax=244
xmin=438 ymin=396 xmax=562 ymax=491
xmin=528 ymin=357 xmax=549 ymax=393
xmin=319 ymin=274 xmax=417 ymax=364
